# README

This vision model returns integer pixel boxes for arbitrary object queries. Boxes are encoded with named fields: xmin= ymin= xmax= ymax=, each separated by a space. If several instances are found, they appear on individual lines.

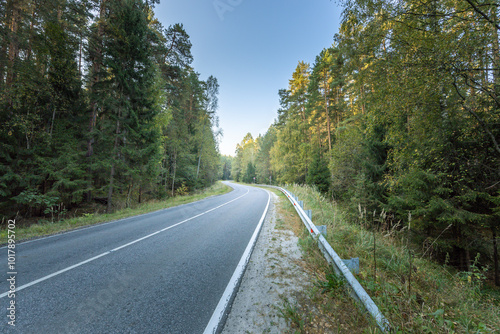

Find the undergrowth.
xmin=271 ymin=187 xmax=375 ymax=333
xmin=285 ymin=184 xmax=500 ymax=333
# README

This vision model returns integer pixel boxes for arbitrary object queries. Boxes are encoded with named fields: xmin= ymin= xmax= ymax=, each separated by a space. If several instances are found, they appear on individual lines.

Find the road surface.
xmin=1 ymin=182 xmax=269 ymax=333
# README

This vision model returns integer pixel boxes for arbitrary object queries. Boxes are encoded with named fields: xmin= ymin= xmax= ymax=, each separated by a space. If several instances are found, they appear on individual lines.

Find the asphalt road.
xmin=1 ymin=182 xmax=270 ymax=333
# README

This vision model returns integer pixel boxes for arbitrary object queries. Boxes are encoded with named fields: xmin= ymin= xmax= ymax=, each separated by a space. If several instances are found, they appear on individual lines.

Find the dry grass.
xmin=282 ymin=184 xmax=500 ymax=333
xmin=268 ymin=188 xmax=378 ymax=333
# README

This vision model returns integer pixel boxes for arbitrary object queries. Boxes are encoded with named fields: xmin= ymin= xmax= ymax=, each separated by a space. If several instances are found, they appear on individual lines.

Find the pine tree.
xmin=220 ymin=155 xmax=233 ymax=180
xmin=255 ymin=127 xmax=277 ymax=184
xmin=243 ymin=162 xmax=256 ymax=184
xmin=90 ymin=0 xmax=162 ymax=211
xmin=306 ymin=151 xmax=330 ymax=194
xmin=0 ymin=0 xmax=222 ymax=221
xmin=232 ymin=133 xmax=256 ymax=182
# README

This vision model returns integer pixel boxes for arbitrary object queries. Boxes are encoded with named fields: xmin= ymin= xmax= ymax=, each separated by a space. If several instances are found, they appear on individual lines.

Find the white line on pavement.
xmin=0 ymin=188 xmax=250 ymax=299
xmin=203 ymin=187 xmax=271 ymax=334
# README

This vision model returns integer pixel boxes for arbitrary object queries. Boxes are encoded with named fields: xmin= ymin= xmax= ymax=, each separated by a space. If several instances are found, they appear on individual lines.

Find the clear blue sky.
xmin=155 ymin=0 xmax=343 ymax=156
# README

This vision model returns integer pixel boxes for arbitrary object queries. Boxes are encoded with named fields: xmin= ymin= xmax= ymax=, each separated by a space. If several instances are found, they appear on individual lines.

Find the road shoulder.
xmin=222 ymin=191 xmax=310 ymax=333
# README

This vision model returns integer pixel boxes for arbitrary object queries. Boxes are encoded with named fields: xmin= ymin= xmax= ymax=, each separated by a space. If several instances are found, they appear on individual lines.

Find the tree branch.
xmin=452 ymin=81 xmax=500 ymax=157
xmin=456 ymin=70 xmax=500 ymax=110
xmin=464 ymin=0 xmax=500 ymax=30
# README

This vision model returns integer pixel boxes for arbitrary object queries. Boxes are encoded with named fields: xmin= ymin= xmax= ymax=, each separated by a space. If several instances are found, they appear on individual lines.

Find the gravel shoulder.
xmin=222 ymin=191 xmax=310 ymax=333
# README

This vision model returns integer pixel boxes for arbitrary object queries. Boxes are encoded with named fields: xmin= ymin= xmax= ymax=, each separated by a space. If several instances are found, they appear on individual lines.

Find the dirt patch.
xmin=222 ymin=191 xmax=311 ymax=333
xmin=222 ymin=189 xmax=374 ymax=334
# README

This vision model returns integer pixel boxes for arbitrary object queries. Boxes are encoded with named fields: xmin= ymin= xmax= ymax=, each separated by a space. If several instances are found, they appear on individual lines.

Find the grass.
xmin=266 ymin=187 xmax=376 ymax=333
xmin=279 ymin=297 xmax=308 ymax=332
xmin=1 ymin=181 xmax=232 ymax=244
xmin=278 ymin=183 xmax=500 ymax=333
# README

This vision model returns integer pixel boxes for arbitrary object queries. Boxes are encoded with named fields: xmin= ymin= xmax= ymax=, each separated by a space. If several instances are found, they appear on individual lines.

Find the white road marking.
xmin=0 ymin=189 xmax=250 ymax=299
xmin=204 ymin=187 xmax=271 ymax=334
xmin=0 ymin=185 xmax=235 ymax=249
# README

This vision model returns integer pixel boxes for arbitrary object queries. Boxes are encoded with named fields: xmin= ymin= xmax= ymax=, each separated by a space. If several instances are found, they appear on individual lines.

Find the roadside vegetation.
xmin=270 ymin=187 xmax=377 ymax=333
xmin=231 ymin=0 xmax=500 ymax=290
xmin=1 ymin=0 xmax=222 ymax=227
xmin=0 ymin=182 xmax=231 ymax=243
xmin=276 ymin=184 xmax=500 ymax=333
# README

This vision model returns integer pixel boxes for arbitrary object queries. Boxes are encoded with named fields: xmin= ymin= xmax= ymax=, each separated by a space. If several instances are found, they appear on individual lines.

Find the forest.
xmin=232 ymin=0 xmax=500 ymax=285
xmin=0 ymin=0 xmax=221 ymax=218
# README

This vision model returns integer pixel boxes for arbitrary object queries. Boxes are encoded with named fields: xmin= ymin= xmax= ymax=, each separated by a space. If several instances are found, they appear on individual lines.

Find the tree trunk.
xmin=196 ymin=118 xmax=206 ymax=180
xmin=336 ymin=87 xmax=341 ymax=128
xmin=79 ymin=34 xmax=82 ymax=76
xmin=5 ymin=0 xmax=26 ymax=87
xmin=0 ymin=4 xmax=8 ymax=89
xmin=171 ymin=150 xmax=177 ymax=197
xmin=324 ymin=82 xmax=332 ymax=154
xmin=164 ymin=158 xmax=168 ymax=192
xmin=491 ymin=5 xmax=500 ymax=98
xmin=107 ymin=164 xmax=115 ymax=213
xmin=126 ymin=181 xmax=132 ymax=208
xmin=301 ymin=103 xmax=312 ymax=176
xmin=107 ymin=117 xmax=121 ymax=212
xmin=87 ymin=0 xmax=106 ymax=201
xmin=316 ymin=118 xmax=322 ymax=151
xmin=50 ymin=105 xmax=56 ymax=137
xmin=493 ymin=226 xmax=499 ymax=286
xmin=26 ymin=0 xmax=37 ymax=62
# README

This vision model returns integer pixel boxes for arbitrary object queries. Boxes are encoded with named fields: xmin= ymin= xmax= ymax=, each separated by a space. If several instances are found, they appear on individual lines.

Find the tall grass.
xmin=272 ymin=188 xmax=375 ymax=333
xmin=285 ymin=184 xmax=500 ymax=333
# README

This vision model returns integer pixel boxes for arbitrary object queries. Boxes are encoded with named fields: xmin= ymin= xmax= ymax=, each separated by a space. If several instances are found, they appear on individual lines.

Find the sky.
xmin=154 ymin=0 xmax=343 ymax=156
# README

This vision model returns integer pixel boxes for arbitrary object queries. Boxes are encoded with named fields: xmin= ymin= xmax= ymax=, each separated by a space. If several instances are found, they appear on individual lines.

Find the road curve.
xmin=1 ymin=182 xmax=269 ymax=333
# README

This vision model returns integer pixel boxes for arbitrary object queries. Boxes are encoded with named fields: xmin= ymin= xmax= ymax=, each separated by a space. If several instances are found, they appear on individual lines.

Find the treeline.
xmin=0 ymin=0 xmax=221 ymax=218
xmin=234 ymin=0 xmax=500 ymax=284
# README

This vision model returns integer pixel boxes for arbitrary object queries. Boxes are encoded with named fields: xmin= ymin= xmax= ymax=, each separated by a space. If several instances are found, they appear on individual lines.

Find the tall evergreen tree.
xmin=92 ymin=0 xmax=163 ymax=211
xmin=255 ymin=127 xmax=277 ymax=184
xmin=247 ymin=0 xmax=499 ymax=282
xmin=0 ymin=0 xmax=222 ymax=222
xmin=306 ymin=151 xmax=330 ymax=194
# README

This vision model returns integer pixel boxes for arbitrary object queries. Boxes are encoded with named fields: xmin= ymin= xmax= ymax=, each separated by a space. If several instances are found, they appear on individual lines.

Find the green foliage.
xmin=306 ymin=152 xmax=330 ymax=194
xmin=271 ymin=62 xmax=312 ymax=184
xmin=316 ymin=269 xmax=345 ymax=295
xmin=0 ymin=0 xmax=221 ymax=220
xmin=242 ymin=162 xmax=256 ymax=183
xmin=254 ymin=127 xmax=276 ymax=184
xmin=13 ymin=190 xmax=59 ymax=215
xmin=232 ymin=133 xmax=257 ymax=182
xmin=219 ymin=155 xmax=233 ymax=180
xmin=278 ymin=297 xmax=306 ymax=332
xmin=245 ymin=0 xmax=500 ymax=282
xmin=287 ymin=184 xmax=500 ymax=332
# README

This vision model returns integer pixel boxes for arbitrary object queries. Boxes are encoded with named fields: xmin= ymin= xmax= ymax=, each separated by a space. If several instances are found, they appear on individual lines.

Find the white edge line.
xmin=0 ymin=252 xmax=110 ymax=299
xmin=0 ymin=183 xmax=237 ymax=249
xmin=203 ymin=188 xmax=271 ymax=334
xmin=0 ymin=188 xmax=250 ymax=299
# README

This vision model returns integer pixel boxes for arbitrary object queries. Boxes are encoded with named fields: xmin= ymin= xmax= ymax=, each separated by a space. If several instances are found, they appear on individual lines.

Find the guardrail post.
xmin=317 ymin=225 xmax=327 ymax=236
xmin=258 ymin=185 xmax=390 ymax=332
xmin=298 ymin=200 xmax=304 ymax=208
xmin=342 ymin=258 xmax=360 ymax=275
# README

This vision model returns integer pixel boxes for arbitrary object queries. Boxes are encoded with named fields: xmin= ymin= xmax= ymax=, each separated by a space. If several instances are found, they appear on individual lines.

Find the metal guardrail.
xmin=261 ymin=185 xmax=391 ymax=332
